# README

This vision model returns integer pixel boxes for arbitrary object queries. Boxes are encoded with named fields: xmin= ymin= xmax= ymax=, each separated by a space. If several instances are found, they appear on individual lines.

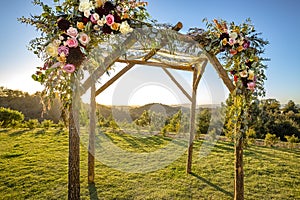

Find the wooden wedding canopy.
xmin=68 ymin=22 xmax=243 ymax=199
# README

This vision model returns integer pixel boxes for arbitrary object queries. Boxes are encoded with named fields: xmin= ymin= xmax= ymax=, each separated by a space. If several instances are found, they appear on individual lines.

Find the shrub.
xmin=245 ymin=128 xmax=257 ymax=146
xmin=0 ymin=107 xmax=24 ymax=128
xmin=285 ymin=134 xmax=299 ymax=148
xmin=25 ymin=119 xmax=40 ymax=129
xmin=264 ymin=133 xmax=280 ymax=147
xmin=41 ymin=120 xmax=54 ymax=129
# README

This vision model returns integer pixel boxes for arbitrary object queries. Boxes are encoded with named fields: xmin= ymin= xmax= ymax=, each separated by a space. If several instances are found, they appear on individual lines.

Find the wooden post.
xmin=234 ymin=96 xmax=244 ymax=200
xmin=68 ymin=105 xmax=80 ymax=199
xmin=88 ymin=84 xmax=96 ymax=184
xmin=186 ymin=68 xmax=198 ymax=173
xmin=234 ymin=136 xmax=244 ymax=200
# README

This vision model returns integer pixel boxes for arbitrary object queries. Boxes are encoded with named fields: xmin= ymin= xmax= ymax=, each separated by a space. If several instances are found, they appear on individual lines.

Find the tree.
xmin=264 ymin=133 xmax=279 ymax=147
xmin=135 ymin=110 xmax=151 ymax=127
xmin=282 ymin=100 xmax=298 ymax=114
xmin=196 ymin=108 xmax=212 ymax=135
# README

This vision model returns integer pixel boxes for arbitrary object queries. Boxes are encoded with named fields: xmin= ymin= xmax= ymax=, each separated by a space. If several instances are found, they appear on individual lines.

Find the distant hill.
xmin=93 ymin=103 xmax=184 ymax=122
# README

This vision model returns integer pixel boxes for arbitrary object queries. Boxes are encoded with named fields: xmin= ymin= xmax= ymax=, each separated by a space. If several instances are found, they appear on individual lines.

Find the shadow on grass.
xmin=34 ymin=129 xmax=45 ymax=136
xmin=9 ymin=129 xmax=27 ymax=137
xmin=0 ymin=129 xmax=9 ymax=133
xmin=190 ymin=172 xmax=233 ymax=198
xmin=88 ymin=183 xmax=99 ymax=200
xmin=54 ymin=128 xmax=66 ymax=136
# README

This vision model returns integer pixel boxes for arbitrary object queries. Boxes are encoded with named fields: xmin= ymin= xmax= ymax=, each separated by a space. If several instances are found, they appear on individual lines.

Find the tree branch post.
xmin=68 ymin=106 xmax=80 ymax=199
xmin=88 ymin=83 xmax=96 ymax=184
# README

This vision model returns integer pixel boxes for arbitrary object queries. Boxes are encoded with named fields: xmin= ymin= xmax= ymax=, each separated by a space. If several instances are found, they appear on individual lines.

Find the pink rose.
xmin=63 ymin=64 xmax=76 ymax=73
xmin=66 ymin=27 xmax=78 ymax=37
xmin=58 ymin=46 xmax=69 ymax=56
xmin=247 ymin=82 xmax=256 ymax=91
xmin=243 ymin=40 xmax=250 ymax=49
xmin=229 ymin=38 xmax=236 ymax=46
xmin=66 ymin=38 xmax=78 ymax=48
xmin=78 ymin=33 xmax=90 ymax=46
xmin=106 ymin=14 xmax=114 ymax=26
xmin=90 ymin=13 xmax=99 ymax=24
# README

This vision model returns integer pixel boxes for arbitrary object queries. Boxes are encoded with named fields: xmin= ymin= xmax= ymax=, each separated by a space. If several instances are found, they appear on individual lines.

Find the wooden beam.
xmin=162 ymin=68 xmax=192 ymax=102
xmin=203 ymin=52 xmax=235 ymax=93
xmin=80 ymin=33 xmax=138 ymax=96
xmin=95 ymin=64 xmax=135 ymax=96
xmin=194 ymin=59 xmax=208 ymax=90
xmin=95 ymin=22 xmax=184 ymax=96
xmin=88 ymin=83 xmax=96 ymax=184
xmin=186 ymin=68 xmax=198 ymax=174
xmin=117 ymin=59 xmax=194 ymax=72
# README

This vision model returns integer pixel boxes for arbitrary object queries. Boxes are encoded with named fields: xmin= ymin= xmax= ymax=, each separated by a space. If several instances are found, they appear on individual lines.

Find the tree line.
xmin=1 ymin=87 xmax=299 ymax=145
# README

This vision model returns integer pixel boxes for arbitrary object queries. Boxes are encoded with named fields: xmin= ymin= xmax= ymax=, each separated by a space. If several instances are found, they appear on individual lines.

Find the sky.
xmin=0 ymin=0 xmax=299 ymax=106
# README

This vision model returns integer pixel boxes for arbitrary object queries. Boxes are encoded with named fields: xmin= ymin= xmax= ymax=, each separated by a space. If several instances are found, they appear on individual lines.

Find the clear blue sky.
xmin=0 ymin=0 xmax=299 ymax=105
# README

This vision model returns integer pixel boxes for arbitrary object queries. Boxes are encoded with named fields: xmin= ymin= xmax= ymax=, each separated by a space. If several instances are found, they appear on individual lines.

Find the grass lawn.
xmin=0 ymin=128 xmax=299 ymax=199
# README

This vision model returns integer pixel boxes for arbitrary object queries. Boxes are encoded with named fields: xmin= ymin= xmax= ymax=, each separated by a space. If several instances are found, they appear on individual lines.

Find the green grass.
xmin=0 ymin=128 xmax=299 ymax=199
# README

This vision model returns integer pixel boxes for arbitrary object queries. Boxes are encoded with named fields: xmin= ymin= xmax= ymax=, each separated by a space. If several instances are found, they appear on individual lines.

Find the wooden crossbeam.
xmin=94 ymin=22 xmax=184 ymax=96
xmin=162 ymin=68 xmax=192 ymax=102
xmin=117 ymin=59 xmax=194 ymax=72
xmin=95 ymin=64 xmax=135 ymax=96
xmin=194 ymin=58 xmax=208 ymax=89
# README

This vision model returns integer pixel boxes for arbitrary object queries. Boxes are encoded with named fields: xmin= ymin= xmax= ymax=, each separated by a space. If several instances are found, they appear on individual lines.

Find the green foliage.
xmin=264 ymin=133 xmax=280 ymax=147
xmin=282 ymin=100 xmax=299 ymax=114
xmin=0 ymin=87 xmax=63 ymax=123
xmin=41 ymin=120 xmax=55 ymax=129
xmin=135 ymin=110 xmax=151 ymax=127
xmin=245 ymin=128 xmax=256 ymax=145
xmin=162 ymin=110 xmax=182 ymax=134
xmin=196 ymin=108 xmax=211 ymax=134
xmin=285 ymin=135 xmax=299 ymax=148
xmin=25 ymin=119 xmax=40 ymax=129
xmin=0 ymin=107 xmax=24 ymax=128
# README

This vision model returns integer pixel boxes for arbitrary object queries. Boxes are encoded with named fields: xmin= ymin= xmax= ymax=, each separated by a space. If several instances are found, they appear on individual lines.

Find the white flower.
xmin=79 ymin=0 xmax=94 ymax=11
xmin=66 ymin=27 xmax=78 ymax=38
xmin=92 ymin=13 xmax=100 ymax=21
xmin=97 ymin=16 xmax=106 ymax=26
xmin=78 ymin=32 xmax=90 ymax=46
xmin=79 ymin=0 xmax=94 ymax=17
xmin=238 ymin=36 xmax=245 ymax=46
xmin=239 ymin=70 xmax=248 ymax=78
xmin=248 ymin=70 xmax=255 ymax=80
xmin=229 ymin=32 xmax=238 ymax=39
xmin=46 ymin=43 xmax=58 ymax=57
xmin=84 ymin=10 xmax=91 ymax=18
xmin=53 ymin=39 xmax=61 ymax=46
xmin=119 ymin=21 xmax=133 ymax=34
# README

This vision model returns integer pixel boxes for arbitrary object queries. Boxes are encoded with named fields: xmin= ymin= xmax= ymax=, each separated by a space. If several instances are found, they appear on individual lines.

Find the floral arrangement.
xmin=190 ymin=18 xmax=268 ymax=96
xmin=19 ymin=0 xmax=149 ymax=107
xmin=198 ymin=18 xmax=268 ymax=142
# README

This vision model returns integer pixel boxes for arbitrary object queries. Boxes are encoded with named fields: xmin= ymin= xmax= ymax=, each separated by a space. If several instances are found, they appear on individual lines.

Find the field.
xmin=0 ymin=128 xmax=299 ymax=199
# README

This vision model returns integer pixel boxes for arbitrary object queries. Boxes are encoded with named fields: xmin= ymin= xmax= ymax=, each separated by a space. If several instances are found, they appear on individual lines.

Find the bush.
xmin=25 ymin=119 xmax=40 ymax=129
xmin=41 ymin=120 xmax=54 ymax=129
xmin=245 ymin=128 xmax=257 ymax=146
xmin=285 ymin=134 xmax=299 ymax=148
xmin=264 ymin=133 xmax=280 ymax=147
xmin=0 ymin=107 xmax=24 ymax=128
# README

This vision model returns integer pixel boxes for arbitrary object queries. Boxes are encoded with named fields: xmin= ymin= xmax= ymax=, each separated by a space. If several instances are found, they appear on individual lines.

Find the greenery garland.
xmin=194 ymin=18 xmax=269 ymax=141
